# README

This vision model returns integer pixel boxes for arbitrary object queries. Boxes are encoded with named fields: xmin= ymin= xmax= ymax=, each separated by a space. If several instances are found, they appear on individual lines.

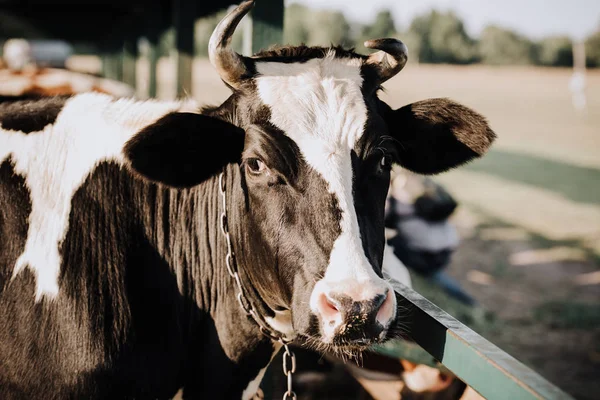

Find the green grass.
xmin=533 ymin=301 xmax=600 ymax=329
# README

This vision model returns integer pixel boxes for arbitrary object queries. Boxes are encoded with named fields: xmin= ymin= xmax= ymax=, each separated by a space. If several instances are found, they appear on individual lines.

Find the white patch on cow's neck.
xmin=241 ymin=342 xmax=282 ymax=400
xmin=172 ymin=387 xmax=184 ymax=399
xmin=256 ymin=53 xmax=391 ymax=303
xmin=265 ymin=309 xmax=295 ymax=340
xmin=0 ymin=92 xmax=198 ymax=300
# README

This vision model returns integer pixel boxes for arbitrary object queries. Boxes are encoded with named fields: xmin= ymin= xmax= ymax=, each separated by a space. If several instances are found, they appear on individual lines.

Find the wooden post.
xmin=102 ymin=47 xmax=123 ymax=81
xmin=142 ymin=8 xmax=162 ymax=99
xmin=244 ymin=0 xmax=284 ymax=55
xmin=173 ymin=0 xmax=195 ymax=98
xmin=147 ymin=36 xmax=159 ymax=98
xmin=570 ymin=42 xmax=587 ymax=114
xmin=572 ymin=41 xmax=586 ymax=72
xmin=122 ymin=37 xmax=138 ymax=91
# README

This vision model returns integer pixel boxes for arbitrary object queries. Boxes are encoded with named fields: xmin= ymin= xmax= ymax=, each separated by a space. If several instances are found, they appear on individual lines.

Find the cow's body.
xmin=0 ymin=66 xmax=134 ymax=98
xmin=0 ymin=2 xmax=496 ymax=398
xmin=0 ymin=94 xmax=276 ymax=399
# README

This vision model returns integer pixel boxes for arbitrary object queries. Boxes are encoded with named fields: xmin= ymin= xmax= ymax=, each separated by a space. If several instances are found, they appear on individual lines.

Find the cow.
xmin=0 ymin=66 xmax=134 ymax=99
xmin=1 ymin=38 xmax=134 ymax=99
xmin=0 ymin=1 xmax=495 ymax=399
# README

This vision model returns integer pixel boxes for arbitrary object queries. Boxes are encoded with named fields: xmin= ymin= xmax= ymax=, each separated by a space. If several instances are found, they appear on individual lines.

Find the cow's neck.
xmin=134 ymin=163 xmax=278 ymax=393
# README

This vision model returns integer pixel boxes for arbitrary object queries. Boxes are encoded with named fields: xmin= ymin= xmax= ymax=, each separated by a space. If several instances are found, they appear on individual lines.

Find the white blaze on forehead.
xmin=0 ymin=93 xmax=198 ymax=300
xmin=265 ymin=309 xmax=295 ymax=340
xmin=255 ymin=53 xmax=387 ymax=290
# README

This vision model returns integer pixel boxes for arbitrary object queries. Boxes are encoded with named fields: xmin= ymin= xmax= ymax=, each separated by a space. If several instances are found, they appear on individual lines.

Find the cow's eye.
xmin=379 ymin=154 xmax=393 ymax=172
xmin=247 ymin=158 xmax=267 ymax=174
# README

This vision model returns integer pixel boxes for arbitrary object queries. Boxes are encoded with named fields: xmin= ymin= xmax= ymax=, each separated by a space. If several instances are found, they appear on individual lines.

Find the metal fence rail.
xmin=377 ymin=278 xmax=574 ymax=400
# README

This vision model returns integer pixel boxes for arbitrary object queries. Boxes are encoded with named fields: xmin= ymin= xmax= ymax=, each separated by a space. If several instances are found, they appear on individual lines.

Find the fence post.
xmin=122 ymin=37 xmax=138 ymax=93
xmin=102 ymin=46 xmax=123 ymax=82
xmin=569 ymin=41 xmax=587 ymax=114
xmin=245 ymin=0 xmax=284 ymax=55
xmin=146 ymin=35 xmax=159 ymax=98
xmin=173 ymin=0 xmax=195 ymax=98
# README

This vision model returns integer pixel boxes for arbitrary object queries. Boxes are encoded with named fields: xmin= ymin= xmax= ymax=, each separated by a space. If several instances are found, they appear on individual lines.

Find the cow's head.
xmin=125 ymin=1 xmax=495 ymax=352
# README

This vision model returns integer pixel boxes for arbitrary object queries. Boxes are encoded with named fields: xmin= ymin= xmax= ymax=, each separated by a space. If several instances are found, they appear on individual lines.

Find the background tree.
xmin=355 ymin=10 xmax=398 ymax=54
xmin=283 ymin=4 xmax=352 ymax=47
xmin=536 ymin=36 xmax=573 ymax=67
xmin=310 ymin=10 xmax=352 ymax=47
xmin=478 ymin=25 xmax=536 ymax=65
xmin=192 ymin=4 xmax=598 ymax=69
xmin=585 ymin=29 xmax=600 ymax=67
xmin=283 ymin=4 xmax=310 ymax=45
xmin=407 ymin=11 xmax=477 ymax=64
xmin=195 ymin=10 xmax=243 ymax=57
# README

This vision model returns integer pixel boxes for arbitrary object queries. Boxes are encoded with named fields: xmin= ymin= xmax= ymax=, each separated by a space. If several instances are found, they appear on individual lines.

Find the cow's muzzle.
xmin=310 ymin=279 xmax=396 ymax=346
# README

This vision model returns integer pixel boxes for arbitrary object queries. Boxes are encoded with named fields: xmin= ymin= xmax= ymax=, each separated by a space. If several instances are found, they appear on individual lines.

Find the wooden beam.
xmin=122 ymin=38 xmax=138 ymax=91
xmin=141 ymin=9 xmax=162 ymax=99
xmin=102 ymin=48 xmax=123 ymax=82
xmin=173 ymin=0 xmax=195 ymax=98
xmin=146 ymin=37 xmax=159 ymax=98
xmin=245 ymin=0 xmax=284 ymax=55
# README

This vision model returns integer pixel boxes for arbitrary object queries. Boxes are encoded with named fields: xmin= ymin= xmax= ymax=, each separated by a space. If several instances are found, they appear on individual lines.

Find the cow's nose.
xmin=313 ymin=284 xmax=395 ymax=342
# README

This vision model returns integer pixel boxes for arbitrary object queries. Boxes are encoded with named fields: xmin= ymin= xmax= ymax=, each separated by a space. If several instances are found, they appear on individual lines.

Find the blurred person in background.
xmin=3 ymin=38 xmax=33 ymax=71
xmin=385 ymin=170 xmax=475 ymax=306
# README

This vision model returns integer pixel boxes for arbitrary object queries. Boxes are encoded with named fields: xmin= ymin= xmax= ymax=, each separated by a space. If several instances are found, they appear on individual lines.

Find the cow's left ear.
xmin=383 ymin=98 xmax=496 ymax=174
xmin=124 ymin=112 xmax=245 ymax=187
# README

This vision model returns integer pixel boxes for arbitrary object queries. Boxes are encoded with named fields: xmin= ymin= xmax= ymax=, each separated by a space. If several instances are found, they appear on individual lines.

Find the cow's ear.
xmin=383 ymin=98 xmax=496 ymax=174
xmin=124 ymin=112 xmax=245 ymax=187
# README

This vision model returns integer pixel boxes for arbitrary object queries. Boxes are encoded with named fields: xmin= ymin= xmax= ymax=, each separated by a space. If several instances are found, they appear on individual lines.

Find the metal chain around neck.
xmin=218 ymin=172 xmax=297 ymax=400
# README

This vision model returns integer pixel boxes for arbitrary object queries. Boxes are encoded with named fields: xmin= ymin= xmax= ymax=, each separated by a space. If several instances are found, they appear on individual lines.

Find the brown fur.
xmin=252 ymin=45 xmax=364 ymax=63
xmin=407 ymin=98 xmax=496 ymax=156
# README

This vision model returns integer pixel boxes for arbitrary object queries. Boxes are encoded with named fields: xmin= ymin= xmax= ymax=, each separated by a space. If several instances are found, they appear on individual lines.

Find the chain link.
xmin=218 ymin=172 xmax=296 ymax=398
xmin=282 ymin=343 xmax=297 ymax=400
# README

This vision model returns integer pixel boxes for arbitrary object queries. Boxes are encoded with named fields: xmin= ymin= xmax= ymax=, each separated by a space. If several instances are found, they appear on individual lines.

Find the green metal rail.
xmin=378 ymin=278 xmax=574 ymax=400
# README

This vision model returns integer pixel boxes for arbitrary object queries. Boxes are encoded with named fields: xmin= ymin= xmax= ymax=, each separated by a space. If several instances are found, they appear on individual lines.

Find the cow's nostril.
xmin=376 ymin=289 xmax=395 ymax=326
xmin=371 ymin=293 xmax=387 ymax=310
xmin=316 ymin=292 xmax=342 ymax=321
xmin=326 ymin=297 xmax=339 ymax=311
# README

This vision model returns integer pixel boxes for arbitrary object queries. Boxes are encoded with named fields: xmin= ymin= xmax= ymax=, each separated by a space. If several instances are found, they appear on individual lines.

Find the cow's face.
xmin=225 ymin=54 xmax=400 ymax=349
xmin=124 ymin=0 xmax=495 ymax=352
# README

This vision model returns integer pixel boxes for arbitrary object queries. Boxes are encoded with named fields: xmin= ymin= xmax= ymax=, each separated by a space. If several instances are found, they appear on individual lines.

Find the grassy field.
xmin=143 ymin=59 xmax=600 ymax=399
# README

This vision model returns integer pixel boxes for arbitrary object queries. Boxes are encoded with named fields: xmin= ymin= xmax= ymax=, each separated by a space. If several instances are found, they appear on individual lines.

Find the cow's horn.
xmin=364 ymin=38 xmax=408 ymax=84
xmin=209 ymin=0 xmax=254 ymax=88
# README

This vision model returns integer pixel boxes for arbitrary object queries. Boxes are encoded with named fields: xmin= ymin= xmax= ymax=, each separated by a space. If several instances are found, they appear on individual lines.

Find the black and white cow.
xmin=0 ymin=1 xmax=495 ymax=399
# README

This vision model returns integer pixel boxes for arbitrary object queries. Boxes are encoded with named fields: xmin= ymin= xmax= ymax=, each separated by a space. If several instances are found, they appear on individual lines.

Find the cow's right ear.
xmin=381 ymin=98 xmax=496 ymax=175
xmin=124 ymin=112 xmax=245 ymax=187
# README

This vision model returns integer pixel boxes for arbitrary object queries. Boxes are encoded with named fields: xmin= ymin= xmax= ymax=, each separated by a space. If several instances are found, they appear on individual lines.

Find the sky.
xmin=287 ymin=0 xmax=600 ymax=41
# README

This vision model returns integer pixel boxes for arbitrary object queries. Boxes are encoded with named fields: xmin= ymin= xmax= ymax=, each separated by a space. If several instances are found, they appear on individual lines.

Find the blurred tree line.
xmin=193 ymin=4 xmax=600 ymax=68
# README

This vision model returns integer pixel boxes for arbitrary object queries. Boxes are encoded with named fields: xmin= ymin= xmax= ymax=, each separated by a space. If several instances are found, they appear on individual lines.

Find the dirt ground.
xmin=445 ymin=206 xmax=600 ymax=400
